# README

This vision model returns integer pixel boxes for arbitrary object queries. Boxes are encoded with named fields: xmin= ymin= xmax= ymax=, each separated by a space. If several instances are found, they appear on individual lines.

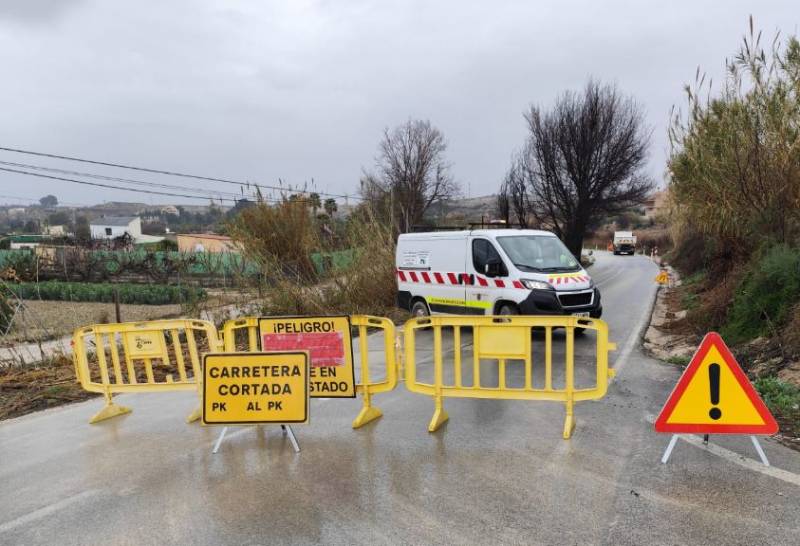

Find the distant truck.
xmin=613 ymin=231 xmax=636 ymax=255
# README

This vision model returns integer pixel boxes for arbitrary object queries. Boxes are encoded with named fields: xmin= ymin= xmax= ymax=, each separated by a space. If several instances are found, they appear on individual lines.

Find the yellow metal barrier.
xmin=221 ymin=316 xmax=259 ymax=352
xmin=351 ymin=315 xmax=399 ymax=428
xmin=219 ymin=315 xmax=400 ymax=428
xmin=72 ymin=319 xmax=222 ymax=424
xmin=404 ymin=315 xmax=617 ymax=438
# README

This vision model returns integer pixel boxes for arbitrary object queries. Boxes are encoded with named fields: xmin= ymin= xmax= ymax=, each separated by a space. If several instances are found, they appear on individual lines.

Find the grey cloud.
xmin=0 ymin=1 xmax=797 ymax=205
xmin=0 ymin=0 xmax=84 ymax=24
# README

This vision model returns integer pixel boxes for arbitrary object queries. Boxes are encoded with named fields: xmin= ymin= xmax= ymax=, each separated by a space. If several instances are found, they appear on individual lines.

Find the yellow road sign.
xmin=202 ymin=352 xmax=309 ymax=425
xmin=655 ymin=271 xmax=669 ymax=285
xmin=655 ymin=332 xmax=777 ymax=434
xmin=257 ymin=315 xmax=356 ymax=398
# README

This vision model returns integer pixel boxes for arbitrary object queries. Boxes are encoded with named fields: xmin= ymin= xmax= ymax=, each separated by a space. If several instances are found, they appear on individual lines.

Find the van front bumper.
xmin=518 ymin=288 xmax=602 ymax=318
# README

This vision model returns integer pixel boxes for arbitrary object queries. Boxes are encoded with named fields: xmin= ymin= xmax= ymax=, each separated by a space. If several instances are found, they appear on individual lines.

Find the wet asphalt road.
xmin=1 ymin=251 xmax=799 ymax=545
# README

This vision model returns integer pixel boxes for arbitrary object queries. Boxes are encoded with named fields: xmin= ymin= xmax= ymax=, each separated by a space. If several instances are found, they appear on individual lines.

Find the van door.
xmin=466 ymin=237 xmax=507 ymax=315
xmin=409 ymin=236 xmax=470 ymax=315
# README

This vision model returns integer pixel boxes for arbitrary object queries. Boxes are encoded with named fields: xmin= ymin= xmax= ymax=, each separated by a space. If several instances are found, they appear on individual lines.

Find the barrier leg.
xmin=89 ymin=391 xmax=131 ymax=424
xmin=428 ymin=394 xmax=449 ymax=432
xmin=187 ymin=383 xmax=202 ymax=423
xmin=186 ymin=406 xmax=202 ymax=423
xmin=428 ymin=327 xmax=449 ymax=432
xmin=352 ymin=391 xmax=383 ymax=429
xmin=562 ymin=397 xmax=575 ymax=439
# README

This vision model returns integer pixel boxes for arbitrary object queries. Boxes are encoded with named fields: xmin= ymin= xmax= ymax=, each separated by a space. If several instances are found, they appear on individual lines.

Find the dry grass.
xmin=229 ymin=198 xmax=405 ymax=320
xmin=265 ymin=217 xmax=404 ymax=319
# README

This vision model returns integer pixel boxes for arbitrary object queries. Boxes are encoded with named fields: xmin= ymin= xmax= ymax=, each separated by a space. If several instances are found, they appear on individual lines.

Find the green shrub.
xmin=754 ymin=376 xmax=800 ymax=415
xmin=665 ymin=355 xmax=691 ymax=367
xmin=8 ymin=281 xmax=206 ymax=305
xmin=721 ymin=245 xmax=800 ymax=344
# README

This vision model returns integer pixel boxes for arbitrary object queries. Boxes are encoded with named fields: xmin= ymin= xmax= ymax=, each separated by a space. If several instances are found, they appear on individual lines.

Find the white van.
xmin=396 ymin=229 xmax=602 ymax=318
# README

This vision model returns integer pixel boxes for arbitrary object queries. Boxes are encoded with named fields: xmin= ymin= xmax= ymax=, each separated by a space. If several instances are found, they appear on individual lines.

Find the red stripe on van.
xmin=397 ymin=270 xmax=406 ymax=282
xmin=409 ymin=271 xmax=419 ymax=283
xmin=494 ymin=279 xmax=505 ymax=288
xmin=447 ymin=273 xmax=459 ymax=284
xmin=477 ymin=276 xmax=488 ymax=287
xmin=434 ymin=272 xmax=445 ymax=284
xmin=421 ymin=272 xmax=431 ymax=283
xmin=512 ymin=280 xmax=524 ymax=289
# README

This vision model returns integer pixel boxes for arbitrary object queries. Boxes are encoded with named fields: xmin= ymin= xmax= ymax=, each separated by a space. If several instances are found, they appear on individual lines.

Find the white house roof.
xmin=134 ymin=234 xmax=165 ymax=244
xmin=90 ymin=216 xmax=138 ymax=227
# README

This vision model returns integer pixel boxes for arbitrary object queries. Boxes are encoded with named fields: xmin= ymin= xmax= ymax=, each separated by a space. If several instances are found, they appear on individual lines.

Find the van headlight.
xmin=521 ymin=279 xmax=553 ymax=290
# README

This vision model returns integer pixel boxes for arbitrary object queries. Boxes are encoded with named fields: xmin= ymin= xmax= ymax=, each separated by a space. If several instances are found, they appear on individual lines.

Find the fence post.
xmin=114 ymin=287 xmax=121 ymax=323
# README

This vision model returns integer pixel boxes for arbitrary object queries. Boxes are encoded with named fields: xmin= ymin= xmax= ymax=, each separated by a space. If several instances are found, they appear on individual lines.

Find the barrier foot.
xmin=562 ymin=414 xmax=576 ymax=439
xmin=428 ymin=407 xmax=449 ymax=433
xmin=352 ymin=405 xmax=383 ymax=429
xmin=89 ymin=402 xmax=132 ymax=424
xmin=186 ymin=406 xmax=202 ymax=424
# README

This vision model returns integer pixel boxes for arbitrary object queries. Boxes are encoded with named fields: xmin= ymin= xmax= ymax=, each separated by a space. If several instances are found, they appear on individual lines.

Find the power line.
xmin=0 ymin=167 xmax=320 ymax=205
xmin=0 ymin=160 xmax=250 ymax=201
xmin=0 ymin=166 xmax=238 ymax=202
xmin=0 ymin=145 xmax=360 ymax=201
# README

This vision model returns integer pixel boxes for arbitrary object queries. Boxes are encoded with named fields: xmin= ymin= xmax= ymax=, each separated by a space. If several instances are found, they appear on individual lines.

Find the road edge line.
xmin=611 ymin=277 xmax=659 ymax=376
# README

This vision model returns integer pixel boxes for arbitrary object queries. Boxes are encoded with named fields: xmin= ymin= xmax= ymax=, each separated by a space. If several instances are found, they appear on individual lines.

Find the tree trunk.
xmin=564 ymin=223 xmax=585 ymax=259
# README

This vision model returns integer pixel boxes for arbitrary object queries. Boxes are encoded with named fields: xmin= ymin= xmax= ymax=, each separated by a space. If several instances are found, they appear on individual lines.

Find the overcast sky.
xmin=0 ymin=1 xmax=797 ymax=207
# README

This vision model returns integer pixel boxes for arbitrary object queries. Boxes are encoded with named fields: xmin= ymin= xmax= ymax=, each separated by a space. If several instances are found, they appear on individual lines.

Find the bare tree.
xmin=505 ymin=153 xmax=531 ymax=228
xmin=362 ymin=119 xmax=458 ymax=232
xmin=521 ymin=80 xmax=653 ymax=256
xmin=495 ymin=182 xmax=511 ymax=224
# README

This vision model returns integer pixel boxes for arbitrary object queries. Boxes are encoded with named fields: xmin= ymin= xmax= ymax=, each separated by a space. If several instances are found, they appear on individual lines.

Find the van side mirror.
xmin=484 ymin=260 xmax=503 ymax=277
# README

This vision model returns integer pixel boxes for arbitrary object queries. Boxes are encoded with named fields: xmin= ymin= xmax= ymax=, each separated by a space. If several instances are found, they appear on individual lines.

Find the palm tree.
xmin=309 ymin=193 xmax=321 ymax=216
xmin=324 ymin=198 xmax=338 ymax=217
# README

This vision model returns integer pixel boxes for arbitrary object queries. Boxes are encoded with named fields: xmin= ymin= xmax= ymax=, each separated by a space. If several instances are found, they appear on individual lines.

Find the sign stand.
xmin=660 ymin=434 xmax=679 ymax=464
xmin=211 ymin=425 xmax=301 ymax=454
xmin=750 ymin=435 xmax=770 ymax=466
xmin=660 ymin=434 xmax=770 ymax=466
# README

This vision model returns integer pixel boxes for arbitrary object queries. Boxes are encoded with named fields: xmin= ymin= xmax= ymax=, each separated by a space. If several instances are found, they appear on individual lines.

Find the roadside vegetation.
xmin=8 ymin=281 xmax=205 ymax=305
xmin=228 ymin=196 xmax=399 ymax=319
xmin=666 ymin=19 xmax=800 ymax=435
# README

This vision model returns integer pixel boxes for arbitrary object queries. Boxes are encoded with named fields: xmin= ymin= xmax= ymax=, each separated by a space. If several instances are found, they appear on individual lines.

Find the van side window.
xmin=472 ymin=239 xmax=506 ymax=276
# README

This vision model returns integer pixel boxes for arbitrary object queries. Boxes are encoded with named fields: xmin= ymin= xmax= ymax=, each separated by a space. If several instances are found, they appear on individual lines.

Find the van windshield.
xmin=496 ymin=235 xmax=580 ymax=273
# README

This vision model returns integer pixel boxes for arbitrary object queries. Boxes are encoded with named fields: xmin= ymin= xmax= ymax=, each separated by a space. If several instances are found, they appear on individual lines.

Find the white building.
xmin=45 ymin=225 xmax=66 ymax=236
xmin=90 ymin=216 xmax=142 ymax=240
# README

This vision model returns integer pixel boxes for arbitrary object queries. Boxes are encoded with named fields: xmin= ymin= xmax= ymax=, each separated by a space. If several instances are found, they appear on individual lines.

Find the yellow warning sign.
xmin=257 ymin=315 xmax=355 ymax=398
xmin=655 ymin=332 xmax=778 ymax=434
xmin=655 ymin=271 xmax=669 ymax=285
xmin=202 ymin=352 xmax=309 ymax=425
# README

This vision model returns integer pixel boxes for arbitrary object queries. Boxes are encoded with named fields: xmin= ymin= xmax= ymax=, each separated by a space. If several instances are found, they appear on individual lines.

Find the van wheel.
xmin=497 ymin=303 xmax=519 ymax=315
xmin=410 ymin=299 xmax=430 ymax=318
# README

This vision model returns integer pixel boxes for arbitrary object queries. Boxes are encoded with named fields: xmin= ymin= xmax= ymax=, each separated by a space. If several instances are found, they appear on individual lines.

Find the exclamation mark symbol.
xmin=708 ymin=363 xmax=722 ymax=420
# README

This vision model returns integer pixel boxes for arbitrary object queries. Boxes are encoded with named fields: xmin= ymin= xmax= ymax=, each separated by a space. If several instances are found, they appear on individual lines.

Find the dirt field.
xmin=0 ymin=356 xmax=98 ymax=420
xmin=1 ymin=300 xmax=182 ymax=345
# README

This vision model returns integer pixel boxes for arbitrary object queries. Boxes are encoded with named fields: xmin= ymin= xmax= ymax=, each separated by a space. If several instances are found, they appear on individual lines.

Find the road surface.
xmin=1 ymin=252 xmax=798 ymax=545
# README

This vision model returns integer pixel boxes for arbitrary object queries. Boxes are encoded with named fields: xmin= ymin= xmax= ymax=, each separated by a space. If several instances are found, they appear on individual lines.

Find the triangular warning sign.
xmin=655 ymin=332 xmax=778 ymax=434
